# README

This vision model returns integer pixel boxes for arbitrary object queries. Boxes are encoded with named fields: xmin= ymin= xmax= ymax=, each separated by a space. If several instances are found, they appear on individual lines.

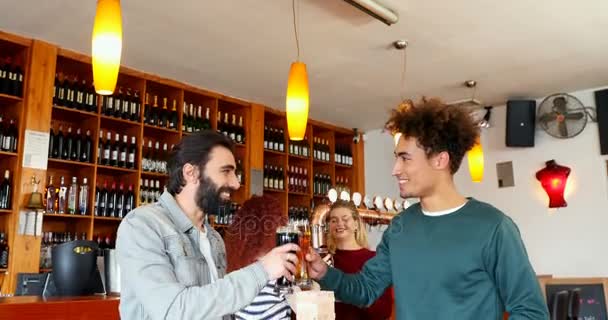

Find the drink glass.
xmin=275 ymin=224 xmax=300 ymax=295
xmin=295 ymin=222 xmax=312 ymax=290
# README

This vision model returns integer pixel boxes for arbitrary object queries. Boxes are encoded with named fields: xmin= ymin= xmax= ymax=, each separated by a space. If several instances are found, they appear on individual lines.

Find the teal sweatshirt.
xmin=320 ymin=199 xmax=549 ymax=320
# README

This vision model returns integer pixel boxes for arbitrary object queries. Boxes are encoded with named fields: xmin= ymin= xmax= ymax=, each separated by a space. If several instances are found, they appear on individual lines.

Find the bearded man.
xmin=116 ymin=131 xmax=298 ymax=320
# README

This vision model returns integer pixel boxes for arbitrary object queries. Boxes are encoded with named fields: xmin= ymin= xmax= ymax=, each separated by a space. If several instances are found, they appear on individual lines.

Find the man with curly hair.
xmin=307 ymin=98 xmax=549 ymax=319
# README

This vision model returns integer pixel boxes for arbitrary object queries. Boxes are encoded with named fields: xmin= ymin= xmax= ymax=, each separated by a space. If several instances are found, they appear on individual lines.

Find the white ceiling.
xmin=2 ymin=0 xmax=608 ymax=131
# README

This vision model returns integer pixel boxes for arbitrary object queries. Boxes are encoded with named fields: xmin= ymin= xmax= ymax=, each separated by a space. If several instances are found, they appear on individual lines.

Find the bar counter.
xmin=0 ymin=295 xmax=119 ymax=320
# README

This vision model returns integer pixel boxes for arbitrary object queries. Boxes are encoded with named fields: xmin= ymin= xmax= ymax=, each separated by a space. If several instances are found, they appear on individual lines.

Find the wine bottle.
xmin=0 ymin=170 xmax=11 ymax=209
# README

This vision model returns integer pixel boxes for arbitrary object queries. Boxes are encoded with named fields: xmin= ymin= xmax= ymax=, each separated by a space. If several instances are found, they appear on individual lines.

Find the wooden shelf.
xmin=289 ymin=191 xmax=310 ymax=197
xmin=0 ymin=150 xmax=18 ymax=157
xmin=289 ymin=154 xmax=310 ymax=160
xmin=235 ymin=143 xmax=246 ymax=149
xmin=144 ymin=124 xmax=180 ymax=134
xmin=335 ymin=163 xmax=353 ymax=169
xmin=43 ymin=213 xmax=91 ymax=219
xmin=48 ymin=158 xmax=95 ymax=168
xmin=39 ymin=268 xmax=52 ymax=273
xmin=264 ymin=188 xmax=286 ymax=194
xmin=94 ymin=216 xmax=122 ymax=222
xmin=97 ymin=165 xmax=138 ymax=174
xmin=0 ymin=209 xmax=13 ymax=214
xmin=1 ymin=268 xmax=8 ymax=273
xmin=52 ymin=105 xmax=97 ymax=118
xmin=313 ymin=159 xmax=332 ymax=165
xmin=100 ymin=115 xmax=141 ymax=127
xmin=264 ymin=149 xmax=286 ymax=156
xmin=0 ymin=93 xmax=23 ymax=103
xmin=141 ymin=171 xmax=169 ymax=178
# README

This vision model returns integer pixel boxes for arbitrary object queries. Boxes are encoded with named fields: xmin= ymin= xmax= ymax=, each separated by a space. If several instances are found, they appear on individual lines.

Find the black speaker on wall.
xmin=506 ymin=100 xmax=537 ymax=147
xmin=594 ymin=89 xmax=608 ymax=155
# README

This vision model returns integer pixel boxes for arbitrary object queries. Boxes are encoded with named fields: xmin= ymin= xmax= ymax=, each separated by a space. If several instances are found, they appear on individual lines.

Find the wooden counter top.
xmin=0 ymin=295 xmax=120 ymax=320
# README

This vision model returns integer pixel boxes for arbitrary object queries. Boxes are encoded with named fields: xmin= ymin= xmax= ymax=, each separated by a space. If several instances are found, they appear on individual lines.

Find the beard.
xmin=195 ymin=173 xmax=234 ymax=215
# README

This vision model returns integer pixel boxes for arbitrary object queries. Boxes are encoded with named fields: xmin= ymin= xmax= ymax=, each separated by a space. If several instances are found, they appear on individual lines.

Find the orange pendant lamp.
xmin=286 ymin=0 xmax=309 ymax=141
xmin=467 ymin=137 xmax=484 ymax=182
xmin=92 ymin=0 xmax=123 ymax=95
xmin=286 ymin=62 xmax=309 ymax=140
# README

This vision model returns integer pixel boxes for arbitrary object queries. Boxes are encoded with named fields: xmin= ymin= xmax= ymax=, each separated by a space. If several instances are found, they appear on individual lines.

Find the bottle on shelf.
xmin=78 ymin=177 xmax=89 ymax=215
xmin=0 ymin=232 xmax=9 ymax=268
xmin=66 ymin=176 xmax=78 ymax=214
xmin=45 ymin=176 xmax=57 ymax=213
xmin=0 ymin=170 xmax=11 ymax=210
xmin=57 ymin=176 xmax=67 ymax=214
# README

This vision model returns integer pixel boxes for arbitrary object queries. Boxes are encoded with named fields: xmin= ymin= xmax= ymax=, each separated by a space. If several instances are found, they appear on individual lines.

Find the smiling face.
xmin=195 ymin=146 xmax=241 ymax=214
xmin=391 ymin=135 xmax=447 ymax=199
xmin=328 ymin=207 xmax=359 ymax=243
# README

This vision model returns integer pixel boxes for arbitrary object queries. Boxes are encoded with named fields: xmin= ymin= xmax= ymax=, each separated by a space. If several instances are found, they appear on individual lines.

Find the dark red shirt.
xmin=333 ymin=248 xmax=394 ymax=320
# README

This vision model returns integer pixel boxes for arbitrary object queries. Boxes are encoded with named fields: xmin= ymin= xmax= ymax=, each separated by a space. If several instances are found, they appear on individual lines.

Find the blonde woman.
xmin=326 ymin=200 xmax=393 ymax=320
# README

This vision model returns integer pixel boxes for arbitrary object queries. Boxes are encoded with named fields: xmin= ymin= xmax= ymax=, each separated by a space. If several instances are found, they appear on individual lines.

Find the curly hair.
xmin=224 ymin=195 xmax=287 ymax=272
xmin=384 ymin=97 xmax=479 ymax=174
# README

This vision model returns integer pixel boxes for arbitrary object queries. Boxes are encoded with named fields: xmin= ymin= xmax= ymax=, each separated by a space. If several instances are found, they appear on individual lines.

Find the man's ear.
xmin=432 ymin=151 xmax=451 ymax=171
xmin=182 ymin=163 xmax=199 ymax=184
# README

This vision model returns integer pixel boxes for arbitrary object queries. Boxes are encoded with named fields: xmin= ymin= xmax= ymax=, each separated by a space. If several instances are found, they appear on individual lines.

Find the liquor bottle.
xmin=48 ymin=127 xmax=55 ymax=158
xmin=110 ymin=133 xmax=120 ymax=167
xmin=237 ymin=115 xmax=245 ymax=144
xmin=84 ymin=80 xmax=96 ymax=112
xmin=74 ymin=79 xmax=85 ymax=110
xmin=182 ymin=102 xmax=188 ymax=132
xmin=127 ymin=136 xmax=137 ymax=169
xmin=143 ymin=93 xmax=151 ymax=124
xmin=118 ymin=135 xmax=128 ymax=168
xmin=169 ymin=99 xmax=178 ymax=130
xmin=80 ymin=129 xmax=92 ymax=163
xmin=67 ymin=176 xmax=78 ymax=214
xmin=103 ymin=131 xmax=112 ymax=166
xmin=124 ymin=184 xmax=134 ymax=217
xmin=72 ymin=128 xmax=82 ymax=161
xmin=151 ymin=95 xmax=160 ymax=126
xmin=79 ymin=177 xmax=89 ymax=215
xmin=116 ymin=183 xmax=125 ymax=218
xmin=94 ymin=183 xmax=100 ymax=216
xmin=222 ymin=112 xmax=230 ymax=137
xmin=121 ymin=88 xmax=131 ymax=119
xmin=57 ymin=176 xmax=67 ymax=214
xmin=113 ymin=87 xmax=123 ymax=118
xmin=99 ymin=181 xmax=109 ymax=217
xmin=52 ymin=74 xmax=60 ymax=106
xmin=102 ymin=90 xmax=114 ymax=116
xmin=229 ymin=114 xmax=237 ymax=142
xmin=131 ymin=90 xmax=141 ymax=122
xmin=0 ymin=232 xmax=8 ymax=268
xmin=0 ymin=170 xmax=11 ymax=209
xmin=202 ymin=106 xmax=210 ymax=130
xmin=45 ymin=176 xmax=57 ymax=213
xmin=158 ymin=97 xmax=168 ymax=128
xmin=97 ymin=130 xmax=104 ymax=164
xmin=2 ymin=119 xmax=17 ymax=153
xmin=278 ymin=129 xmax=285 ymax=152
xmin=107 ymin=182 xmax=117 ymax=217
xmin=236 ymin=159 xmax=243 ymax=185
xmin=63 ymin=127 xmax=73 ymax=160
xmin=153 ymin=141 xmax=161 ymax=173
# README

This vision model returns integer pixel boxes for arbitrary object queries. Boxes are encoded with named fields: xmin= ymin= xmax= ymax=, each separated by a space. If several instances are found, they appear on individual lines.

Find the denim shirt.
xmin=116 ymin=191 xmax=269 ymax=320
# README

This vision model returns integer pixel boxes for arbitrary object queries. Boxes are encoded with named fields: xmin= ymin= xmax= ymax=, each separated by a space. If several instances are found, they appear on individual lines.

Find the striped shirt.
xmin=235 ymin=280 xmax=291 ymax=320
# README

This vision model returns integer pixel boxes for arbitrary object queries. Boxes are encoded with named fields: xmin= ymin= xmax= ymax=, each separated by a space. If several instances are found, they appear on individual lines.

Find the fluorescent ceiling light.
xmin=343 ymin=0 xmax=399 ymax=25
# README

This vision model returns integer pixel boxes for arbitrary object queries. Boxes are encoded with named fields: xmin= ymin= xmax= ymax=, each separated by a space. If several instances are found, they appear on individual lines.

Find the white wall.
xmin=365 ymin=86 xmax=608 ymax=277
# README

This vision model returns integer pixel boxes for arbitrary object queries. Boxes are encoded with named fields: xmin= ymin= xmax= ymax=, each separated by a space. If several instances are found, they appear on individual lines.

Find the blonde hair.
xmin=326 ymin=200 xmax=368 ymax=254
